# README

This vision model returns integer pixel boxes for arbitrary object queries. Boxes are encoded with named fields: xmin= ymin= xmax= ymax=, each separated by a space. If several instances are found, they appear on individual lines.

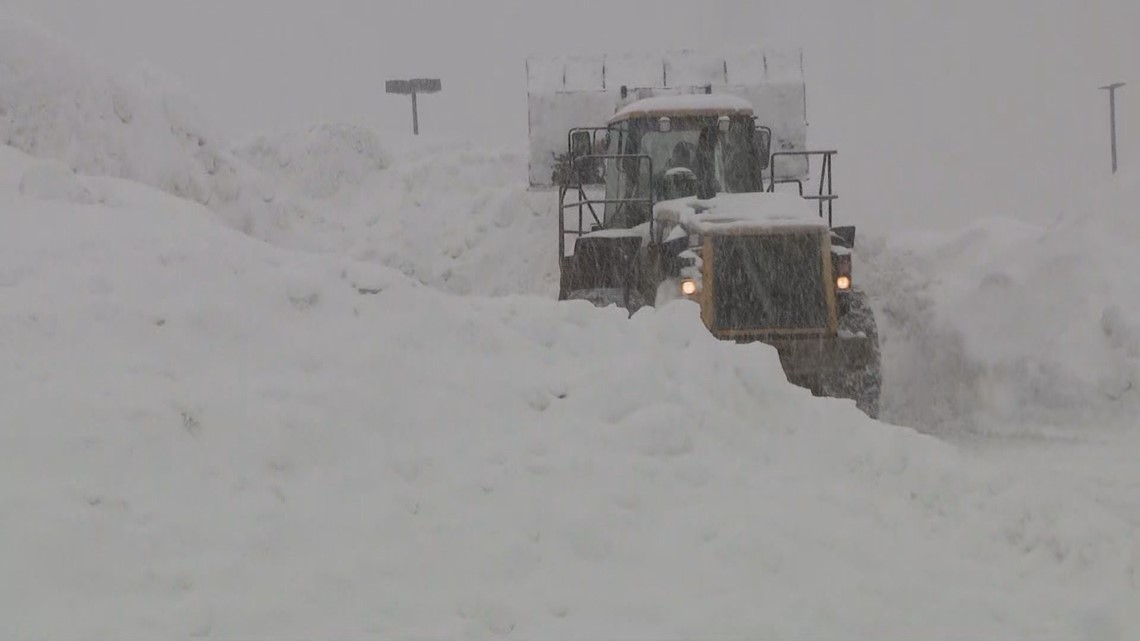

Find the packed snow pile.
xmin=18 ymin=159 xmax=97 ymax=204
xmin=864 ymin=168 xmax=1140 ymax=432
xmin=1 ymin=143 xmax=1137 ymax=639
xmin=0 ymin=10 xmax=557 ymax=304
xmin=260 ymin=140 xmax=560 ymax=297
xmin=233 ymin=123 xmax=390 ymax=201
xmin=0 ymin=14 xmax=551 ymax=298
xmin=0 ymin=14 xmax=282 ymax=236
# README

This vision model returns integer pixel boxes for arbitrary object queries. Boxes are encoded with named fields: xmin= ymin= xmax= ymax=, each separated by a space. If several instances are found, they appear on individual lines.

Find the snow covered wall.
xmin=525 ymin=49 xmax=810 ymax=188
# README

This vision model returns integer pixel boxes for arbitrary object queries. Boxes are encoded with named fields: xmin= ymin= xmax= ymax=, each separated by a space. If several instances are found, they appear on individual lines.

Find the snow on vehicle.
xmin=531 ymin=51 xmax=881 ymax=417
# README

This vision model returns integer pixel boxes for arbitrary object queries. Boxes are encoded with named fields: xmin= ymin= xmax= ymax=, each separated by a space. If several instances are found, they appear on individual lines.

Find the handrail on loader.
xmin=768 ymin=150 xmax=838 ymax=227
xmin=557 ymin=153 xmax=654 ymax=259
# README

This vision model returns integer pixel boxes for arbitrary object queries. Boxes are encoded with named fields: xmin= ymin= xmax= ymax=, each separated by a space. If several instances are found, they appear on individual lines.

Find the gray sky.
xmin=4 ymin=0 xmax=1137 ymax=230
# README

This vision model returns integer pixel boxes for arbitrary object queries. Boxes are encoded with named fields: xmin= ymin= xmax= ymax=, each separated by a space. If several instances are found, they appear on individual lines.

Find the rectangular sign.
xmin=386 ymin=78 xmax=442 ymax=94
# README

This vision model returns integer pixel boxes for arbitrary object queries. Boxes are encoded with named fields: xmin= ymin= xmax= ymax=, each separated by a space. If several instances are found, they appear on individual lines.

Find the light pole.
xmin=1099 ymin=82 xmax=1125 ymax=174
xmin=386 ymin=78 xmax=442 ymax=135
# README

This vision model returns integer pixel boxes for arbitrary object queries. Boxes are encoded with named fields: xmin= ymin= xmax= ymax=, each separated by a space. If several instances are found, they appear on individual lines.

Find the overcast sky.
xmin=4 ymin=0 xmax=1137 ymax=230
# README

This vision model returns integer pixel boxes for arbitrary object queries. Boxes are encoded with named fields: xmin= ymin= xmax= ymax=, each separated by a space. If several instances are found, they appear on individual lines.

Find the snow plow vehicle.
xmin=530 ymin=51 xmax=881 ymax=417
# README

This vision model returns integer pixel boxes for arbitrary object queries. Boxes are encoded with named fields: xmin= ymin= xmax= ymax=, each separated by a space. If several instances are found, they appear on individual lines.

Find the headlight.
xmin=836 ymin=275 xmax=852 ymax=291
xmin=680 ymin=279 xmax=698 ymax=296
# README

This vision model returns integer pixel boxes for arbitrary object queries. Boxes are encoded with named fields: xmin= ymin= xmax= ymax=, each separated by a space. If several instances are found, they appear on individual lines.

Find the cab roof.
xmin=609 ymin=94 xmax=754 ymax=124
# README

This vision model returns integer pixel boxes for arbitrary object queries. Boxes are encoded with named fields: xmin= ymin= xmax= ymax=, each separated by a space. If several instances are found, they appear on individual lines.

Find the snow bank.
xmin=0 ymin=14 xmax=554 ymax=300
xmin=18 ymin=159 xmax=96 ymax=204
xmin=260 ymin=140 xmax=560 ymax=297
xmin=0 ymin=14 xmax=281 ymax=236
xmin=864 ymin=168 xmax=1140 ymax=432
xmin=233 ymin=123 xmax=390 ymax=201
xmin=0 ymin=145 xmax=1136 ymax=639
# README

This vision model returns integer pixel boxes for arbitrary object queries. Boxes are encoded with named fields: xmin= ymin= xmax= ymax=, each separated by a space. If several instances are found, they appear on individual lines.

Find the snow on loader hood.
xmin=654 ymin=191 xmax=829 ymax=234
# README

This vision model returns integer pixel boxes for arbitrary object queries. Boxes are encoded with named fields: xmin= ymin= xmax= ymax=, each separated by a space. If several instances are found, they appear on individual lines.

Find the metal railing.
xmin=768 ymin=150 xmax=838 ymax=227
xmin=558 ymin=153 xmax=654 ymax=259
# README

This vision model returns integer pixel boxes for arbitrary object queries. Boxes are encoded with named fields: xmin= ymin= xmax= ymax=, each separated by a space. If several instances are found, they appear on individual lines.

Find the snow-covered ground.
xmin=2 ymin=13 xmax=1138 ymax=640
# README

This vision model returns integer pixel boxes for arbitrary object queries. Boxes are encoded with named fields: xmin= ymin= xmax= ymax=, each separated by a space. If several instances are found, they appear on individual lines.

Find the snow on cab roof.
xmin=609 ymin=94 xmax=754 ymax=123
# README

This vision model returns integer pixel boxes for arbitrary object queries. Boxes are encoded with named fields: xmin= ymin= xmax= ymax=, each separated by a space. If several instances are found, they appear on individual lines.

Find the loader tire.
xmin=831 ymin=290 xmax=883 ymax=419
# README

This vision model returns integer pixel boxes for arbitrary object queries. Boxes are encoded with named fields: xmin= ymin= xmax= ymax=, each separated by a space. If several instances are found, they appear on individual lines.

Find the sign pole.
xmin=412 ymin=91 xmax=419 ymax=136
xmin=1100 ymin=82 xmax=1125 ymax=174
xmin=386 ymin=78 xmax=441 ymax=136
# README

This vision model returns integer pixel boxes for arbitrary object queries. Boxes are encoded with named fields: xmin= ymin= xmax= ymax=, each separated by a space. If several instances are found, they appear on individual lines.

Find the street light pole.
xmin=1100 ymin=82 xmax=1125 ymax=174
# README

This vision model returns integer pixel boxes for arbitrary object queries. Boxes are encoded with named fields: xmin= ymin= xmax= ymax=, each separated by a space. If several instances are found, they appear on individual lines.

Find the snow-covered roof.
xmin=609 ymin=94 xmax=755 ymax=123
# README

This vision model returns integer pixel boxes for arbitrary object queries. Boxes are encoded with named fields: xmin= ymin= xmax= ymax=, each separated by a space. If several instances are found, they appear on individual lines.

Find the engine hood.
xmin=654 ymin=192 xmax=827 ymax=235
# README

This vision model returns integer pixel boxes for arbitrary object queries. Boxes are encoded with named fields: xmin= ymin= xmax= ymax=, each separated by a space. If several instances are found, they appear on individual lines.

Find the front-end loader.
xmin=532 ymin=52 xmax=881 ymax=417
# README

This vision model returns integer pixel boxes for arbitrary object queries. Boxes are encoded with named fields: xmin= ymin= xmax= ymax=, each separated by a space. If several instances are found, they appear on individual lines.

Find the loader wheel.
xmin=833 ymin=289 xmax=883 ymax=419
xmin=849 ymin=369 xmax=883 ymax=419
xmin=839 ymin=289 xmax=879 ymax=341
xmin=821 ymin=362 xmax=882 ymax=419
xmin=564 ymin=248 xmax=648 ymax=315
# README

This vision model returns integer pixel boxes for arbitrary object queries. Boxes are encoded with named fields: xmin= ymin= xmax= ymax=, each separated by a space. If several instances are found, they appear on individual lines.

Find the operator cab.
xmin=602 ymin=95 xmax=770 ymax=229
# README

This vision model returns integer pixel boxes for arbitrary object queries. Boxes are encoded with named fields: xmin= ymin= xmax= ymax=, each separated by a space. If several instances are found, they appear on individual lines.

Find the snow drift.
xmin=257 ymin=140 xmax=560 ymax=298
xmin=0 ymin=13 xmax=552 ymax=299
xmin=864 ymin=168 xmax=1140 ymax=433
xmin=17 ymin=159 xmax=97 ymax=204
xmin=0 ymin=14 xmax=283 ymax=237
xmin=1 ymin=143 xmax=1136 ymax=638
xmin=233 ymin=123 xmax=390 ymax=201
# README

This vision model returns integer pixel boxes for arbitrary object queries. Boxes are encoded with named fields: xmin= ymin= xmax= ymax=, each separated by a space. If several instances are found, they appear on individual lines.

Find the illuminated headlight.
xmin=836 ymin=275 xmax=852 ymax=291
xmin=680 ymin=279 xmax=698 ymax=296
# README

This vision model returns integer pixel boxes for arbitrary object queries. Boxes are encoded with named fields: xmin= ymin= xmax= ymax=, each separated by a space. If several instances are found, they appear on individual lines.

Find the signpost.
xmin=1099 ymin=82 xmax=1125 ymax=174
xmin=386 ymin=78 xmax=442 ymax=135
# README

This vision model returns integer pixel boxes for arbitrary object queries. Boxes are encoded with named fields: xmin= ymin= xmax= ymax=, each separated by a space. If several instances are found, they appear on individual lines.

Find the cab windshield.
xmin=639 ymin=117 xmax=762 ymax=198
xmin=603 ymin=115 xmax=764 ymax=228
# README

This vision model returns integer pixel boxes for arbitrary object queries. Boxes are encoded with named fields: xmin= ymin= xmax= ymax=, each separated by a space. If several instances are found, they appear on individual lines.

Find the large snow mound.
xmin=233 ymin=123 xmax=390 ymax=200
xmin=0 ymin=14 xmax=557 ymax=301
xmin=1 ymin=144 xmax=1136 ymax=639
xmin=865 ymin=168 xmax=1140 ymax=432
xmin=0 ymin=14 xmax=281 ymax=236
xmin=18 ymin=159 xmax=97 ymax=204
xmin=263 ymin=141 xmax=560 ymax=298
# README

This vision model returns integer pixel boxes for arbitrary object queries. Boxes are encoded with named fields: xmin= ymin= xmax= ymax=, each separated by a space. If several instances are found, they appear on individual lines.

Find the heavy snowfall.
xmin=1 ymin=2 xmax=1139 ymax=639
